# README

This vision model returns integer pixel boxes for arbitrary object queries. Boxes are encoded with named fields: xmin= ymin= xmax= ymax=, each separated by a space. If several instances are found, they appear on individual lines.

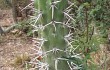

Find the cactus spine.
xmin=31 ymin=0 xmax=79 ymax=70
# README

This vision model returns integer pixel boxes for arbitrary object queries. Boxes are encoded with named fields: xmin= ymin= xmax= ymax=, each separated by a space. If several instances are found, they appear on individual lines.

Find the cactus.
xmin=30 ymin=0 xmax=82 ymax=70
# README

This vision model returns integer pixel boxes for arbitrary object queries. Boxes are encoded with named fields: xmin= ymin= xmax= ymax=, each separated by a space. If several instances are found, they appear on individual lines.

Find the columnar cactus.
xmin=30 ymin=0 xmax=81 ymax=70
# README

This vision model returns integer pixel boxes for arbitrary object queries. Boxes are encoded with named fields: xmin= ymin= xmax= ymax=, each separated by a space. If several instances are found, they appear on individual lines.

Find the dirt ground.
xmin=0 ymin=9 xmax=14 ymax=26
xmin=0 ymin=35 xmax=34 ymax=70
xmin=0 ymin=9 xmax=35 ymax=70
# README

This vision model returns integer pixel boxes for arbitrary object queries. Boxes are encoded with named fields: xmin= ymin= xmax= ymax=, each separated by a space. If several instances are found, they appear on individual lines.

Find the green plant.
xmin=70 ymin=0 xmax=109 ymax=69
xmin=90 ymin=0 xmax=110 ymax=38
xmin=15 ymin=20 xmax=34 ymax=36
xmin=30 ymin=0 xmax=83 ymax=70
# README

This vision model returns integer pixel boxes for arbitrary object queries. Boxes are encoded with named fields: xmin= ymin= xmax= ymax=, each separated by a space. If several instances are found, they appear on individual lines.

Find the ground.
xmin=0 ymin=9 xmax=35 ymax=70
xmin=0 ymin=9 xmax=13 ymax=26
xmin=0 ymin=35 xmax=34 ymax=70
